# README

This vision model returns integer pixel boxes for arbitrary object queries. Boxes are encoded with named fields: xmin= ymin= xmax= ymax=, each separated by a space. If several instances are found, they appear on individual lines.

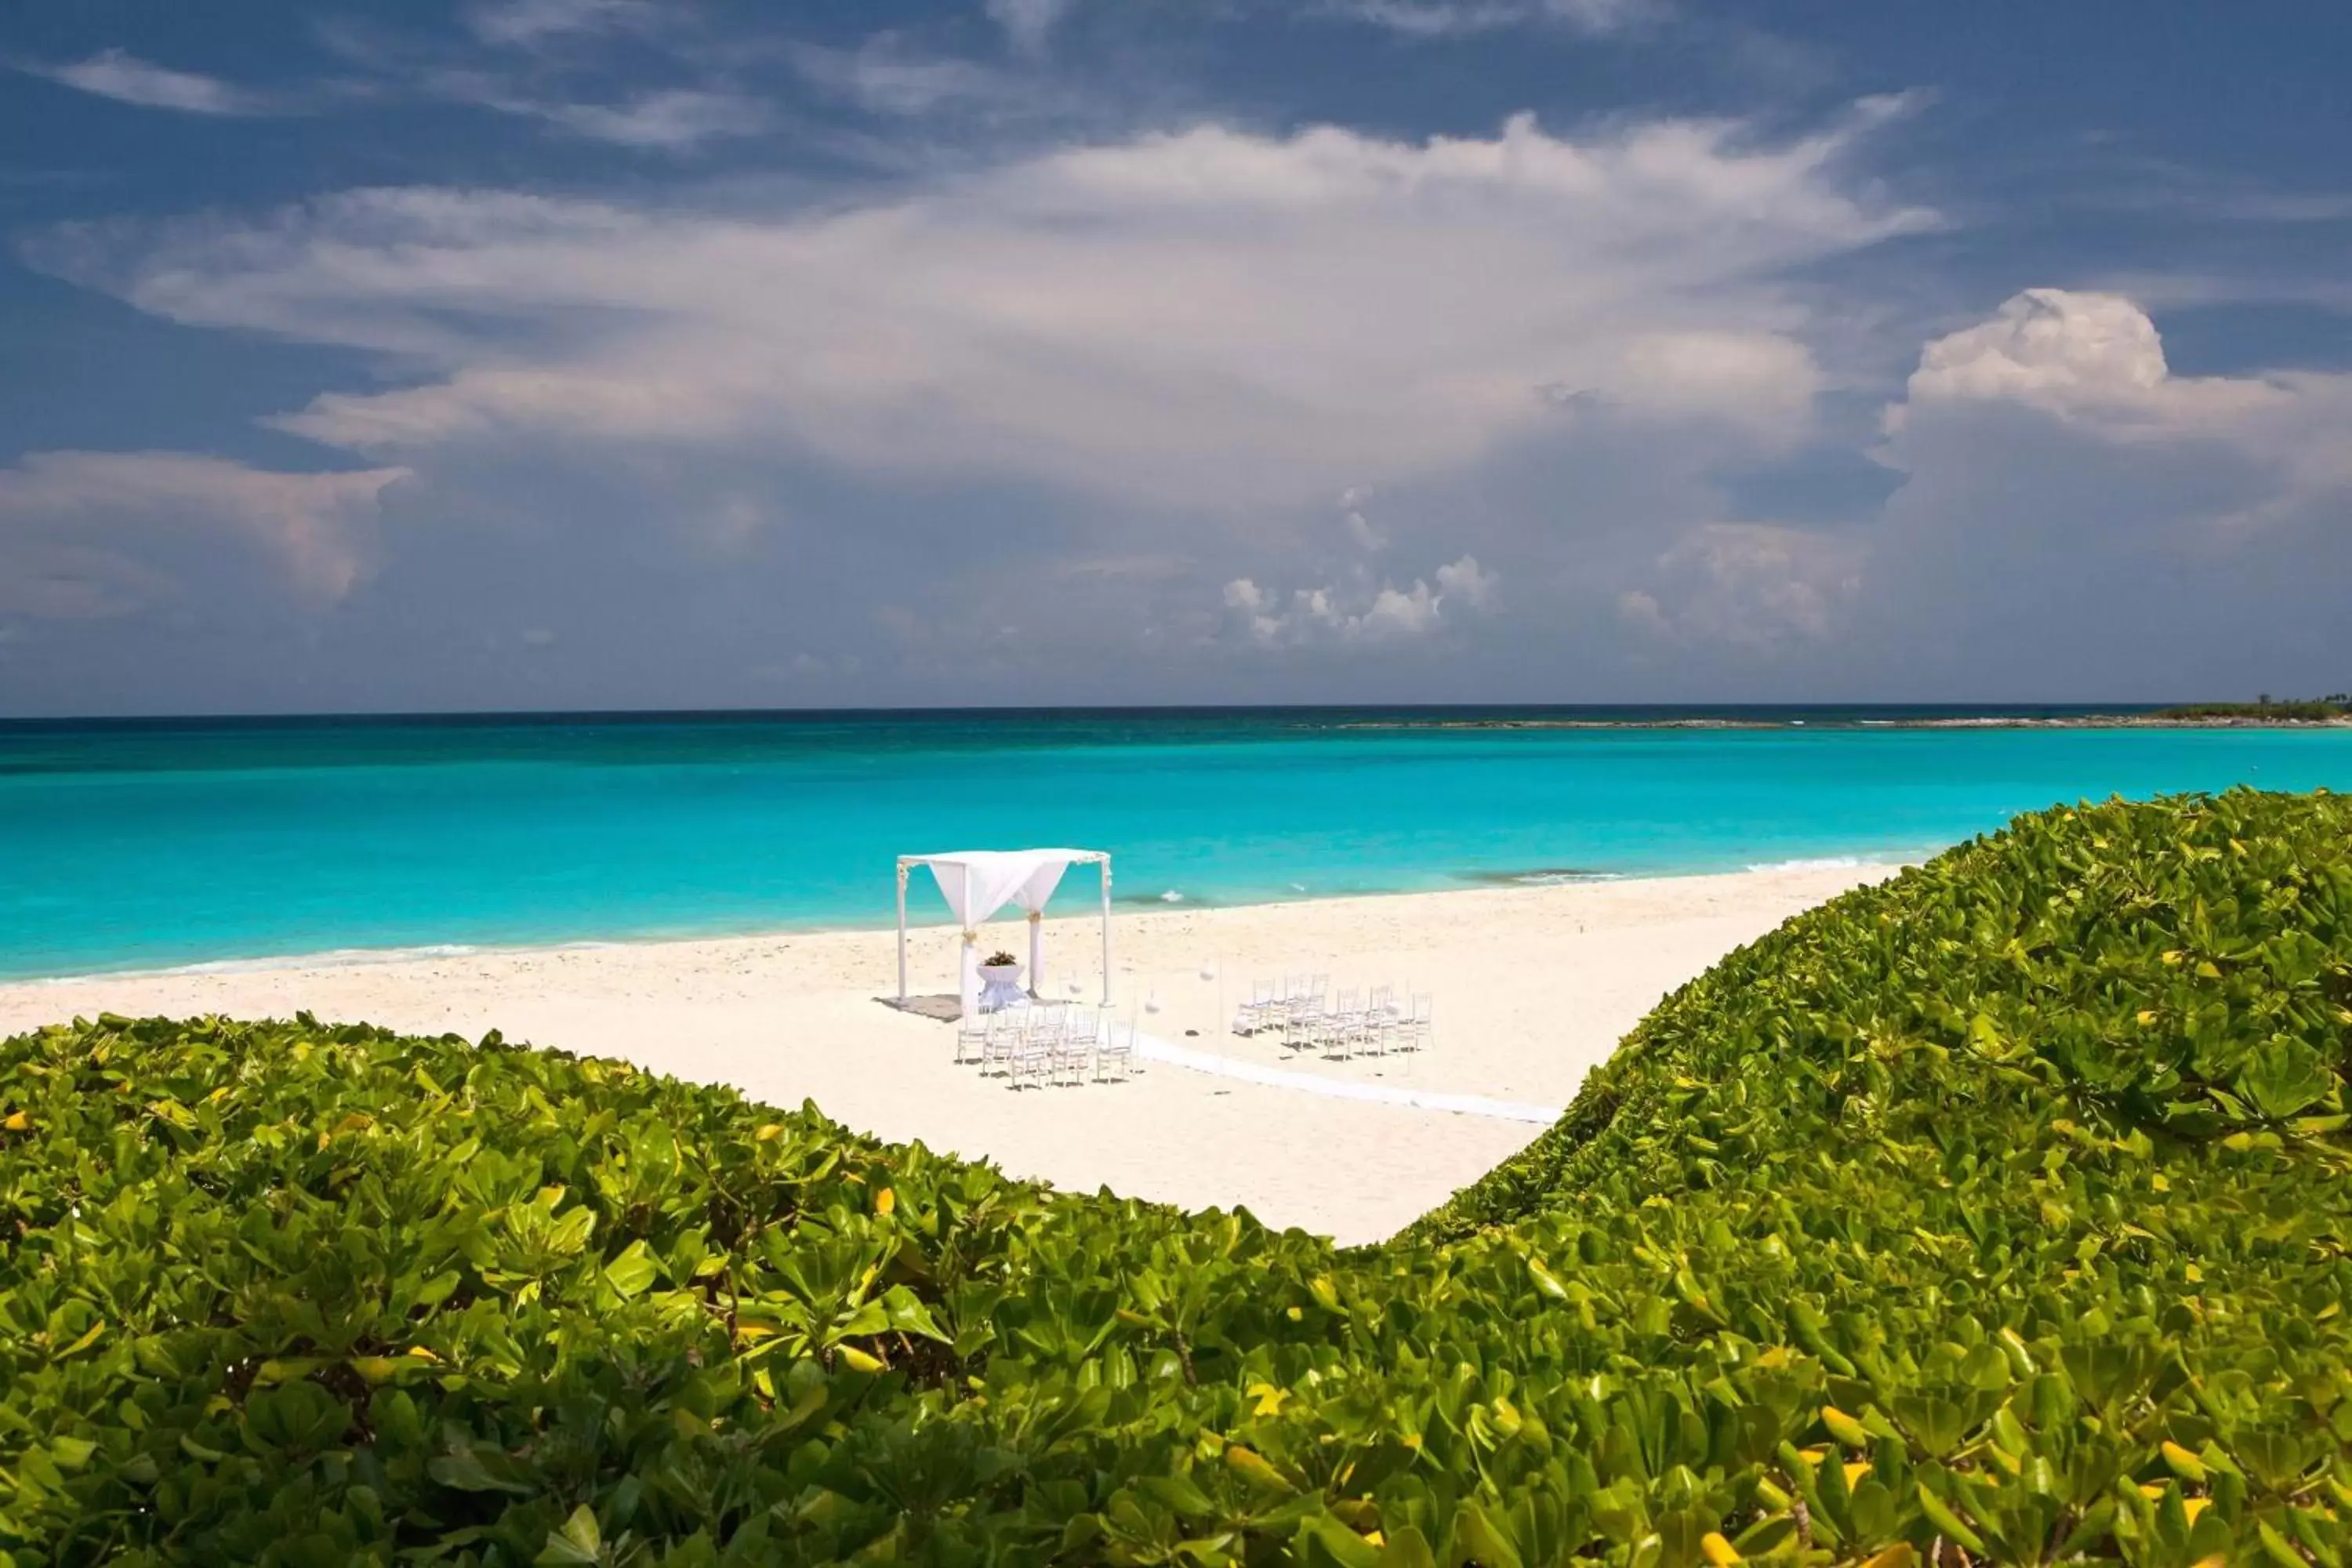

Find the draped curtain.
xmin=913 ymin=851 xmax=1086 ymax=1016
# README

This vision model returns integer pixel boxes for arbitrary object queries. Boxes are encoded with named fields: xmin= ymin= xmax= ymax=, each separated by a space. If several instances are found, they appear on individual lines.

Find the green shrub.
xmin=2154 ymin=701 xmax=2346 ymax=721
xmin=3 ymin=789 xmax=2349 ymax=1565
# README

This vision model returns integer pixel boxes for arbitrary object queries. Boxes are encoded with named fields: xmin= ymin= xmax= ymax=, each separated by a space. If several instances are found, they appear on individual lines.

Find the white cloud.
xmin=40 ymin=107 xmax=1927 ymax=514
xmin=0 ymin=451 xmax=409 ymax=604
xmin=987 ymin=0 xmax=1075 ymax=53
xmin=1889 ymin=288 xmax=2352 ymax=524
xmin=424 ymin=74 xmax=770 ymax=147
xmin=465 ymin=0 xmax=655 ymax=46
xmin=29 ymin=50 xmax=266 ymax=116
xmin=1435 ymin=553 xmax=1497 ymax=607
xmin=1895 ymin=288 xmax=2281 ymax=435
xmin=1618 ymin=522 xmax=1860 ymax=648
xmin=528 ymin=88 xmax=770 ymax=148
xmin=1325 ymin=0 xmax=1650 ymax=37
xmin=1338 ymin=488 xmax=1388 ymax=550
xmin=1221 ymin=553 xmax=1497 ymax=645
xmin=789 ymin=42 xmax=1014 ymax=116
xmin=1362 ymin=581 xmax=1441 ymax=637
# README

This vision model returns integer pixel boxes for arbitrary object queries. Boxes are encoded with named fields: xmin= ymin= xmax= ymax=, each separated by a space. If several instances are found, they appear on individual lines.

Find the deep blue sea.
xmin=4 ymin=707 xmax=2349 ymax=981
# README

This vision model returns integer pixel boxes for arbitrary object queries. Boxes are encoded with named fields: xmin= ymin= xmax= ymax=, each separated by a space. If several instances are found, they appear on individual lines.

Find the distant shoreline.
xmin=1327 ymin=715 xmax=2352 ymax=732
xmin=0 ymin=703 xmax=2328 ymax=733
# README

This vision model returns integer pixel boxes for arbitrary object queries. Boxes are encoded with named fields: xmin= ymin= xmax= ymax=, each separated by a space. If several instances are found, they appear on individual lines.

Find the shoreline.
xmin=0 ymin=850 xmax=1926 ymax=989
xmin=0 ymin=862 xmax=1893 ymax=1242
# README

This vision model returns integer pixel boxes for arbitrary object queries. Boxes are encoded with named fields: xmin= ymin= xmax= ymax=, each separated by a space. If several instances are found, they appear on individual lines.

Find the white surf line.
xmin=1128 ymin=1029 xmax=1562 ymax=1124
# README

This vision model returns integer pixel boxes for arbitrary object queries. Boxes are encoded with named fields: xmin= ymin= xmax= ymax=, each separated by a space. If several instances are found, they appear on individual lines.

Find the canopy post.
xmin=1027 ymin=910 xmax=1044 ymax=999
xmin=1100 ymin=856 xmax=1113 ymax=1005
xmin=895 ymin=860 xmax=909 ymax=1002
xmin=960 ymin=930 xmax=979 ymax=1020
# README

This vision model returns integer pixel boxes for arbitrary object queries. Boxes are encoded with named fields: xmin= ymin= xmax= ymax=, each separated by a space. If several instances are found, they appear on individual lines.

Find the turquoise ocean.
xmin=4 ymin=707 xmax=2350 ymax=981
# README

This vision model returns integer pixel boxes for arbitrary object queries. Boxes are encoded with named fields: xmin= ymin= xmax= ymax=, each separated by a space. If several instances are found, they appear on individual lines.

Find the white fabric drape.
xmin=911 ymin=849 xmax=1092 ymax=1017
xmin=1011 ymin=859 xmax=1067 ymax=995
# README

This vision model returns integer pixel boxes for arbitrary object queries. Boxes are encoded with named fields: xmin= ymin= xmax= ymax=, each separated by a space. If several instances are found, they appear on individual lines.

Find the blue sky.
xmin=2 ymin=0 xmax=2347 ymax=713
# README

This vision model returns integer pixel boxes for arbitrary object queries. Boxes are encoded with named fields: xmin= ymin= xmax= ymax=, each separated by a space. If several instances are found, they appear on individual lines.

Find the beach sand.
xmin=0 ymin=863 xmax=1888 ymax=1245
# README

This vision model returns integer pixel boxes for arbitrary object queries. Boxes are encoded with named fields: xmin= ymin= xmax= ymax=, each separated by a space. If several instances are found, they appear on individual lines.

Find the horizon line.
xmin=0 ymin=699 xmax=2200 ymax=730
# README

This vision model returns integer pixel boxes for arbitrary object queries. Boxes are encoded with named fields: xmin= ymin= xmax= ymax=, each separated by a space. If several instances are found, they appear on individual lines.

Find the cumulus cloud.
xmin=0 ymin=451 xmax=409 ymax=605
xmin=1435 ymin=553 xmax=1498 ymax=607
xmin=1222 ymin=554 xmax=1496 ymax=645
xmin=1614 ymin=292 xmax=2350 ymax=666
xmin=1889 ymin=288 xmax=2352 ymax=528
xmin=1616 ymin=522 xmax=1860 ymax=648
xmin=25 ymin=50 xmax=267 ymax=115
xmin=31 ymin=107 xmax=1926 ymax=515
xmin=1894 ymin=288 xmax=2286 ymax=437
xmin=1806 ymin=288 xmax=2352 ymax=695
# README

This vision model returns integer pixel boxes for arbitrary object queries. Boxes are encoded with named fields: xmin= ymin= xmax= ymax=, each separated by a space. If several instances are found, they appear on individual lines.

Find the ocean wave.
xmin=154 ymin=942 xmax=491 ymax=977
xmin=18 ymin=938 xmax=641 ymax=985
xmin=1743 ymin=854 xmax=1893 ymax=873
xmin=1457 ymin=866 xmax=1621 ymax=887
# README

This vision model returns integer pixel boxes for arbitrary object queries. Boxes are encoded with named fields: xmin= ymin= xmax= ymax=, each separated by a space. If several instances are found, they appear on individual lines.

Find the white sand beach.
xmin=0 ymin=864 xmax=1887 ymax=1244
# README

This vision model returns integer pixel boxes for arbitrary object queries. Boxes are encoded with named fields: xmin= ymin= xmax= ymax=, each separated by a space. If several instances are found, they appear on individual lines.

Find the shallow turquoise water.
xmin=3 ymin=709 xmax=2348 ymax=979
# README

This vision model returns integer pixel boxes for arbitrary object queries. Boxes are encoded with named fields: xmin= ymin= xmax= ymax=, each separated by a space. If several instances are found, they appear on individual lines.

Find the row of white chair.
xmin=955 ymin=1003 xmax=1135 ymax=1087
xmin=1232 ymin=978 xmax=1433 ymax=1059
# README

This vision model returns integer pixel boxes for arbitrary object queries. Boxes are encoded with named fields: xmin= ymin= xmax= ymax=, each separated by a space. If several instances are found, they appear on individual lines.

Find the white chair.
xmin=1361 ymin=985 xmax=1397 ymax=1056
xmin=955 ymin=1009 xmax=990 ymax=1065
xmin=1054 ymin=1008 xmax=1101 ymax=1086
xmin=1326 ymin=989 xmax=1370 ymax=1058
xmin=979 ymin=1011 xmax=1019 ymax=1077
xmin=1094 ymin=1018 xmax=1136 ymax=1082
xmin=1283 ymin=975 xmax=1328 ymax=1051
xmin=1276 ymin=981 xmax=1311 ymax=1051
xmin=1262 ymin=975 xmax=1297 ymax=1044
xmin=1232 ymin=978 xmax=1279 ymax=1036
xmin=1009 ymin=1008 xmax=1060 ymax=1088
xmin=1403 ymin=994 xmax=1434 ymax=1054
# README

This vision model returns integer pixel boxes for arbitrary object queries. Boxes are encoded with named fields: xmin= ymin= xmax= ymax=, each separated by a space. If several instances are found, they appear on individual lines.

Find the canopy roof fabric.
xmin=901 ymin=849 xmax=1107 ymax=931
xmin=895 ymin=848 xmax=1113 ymax=1018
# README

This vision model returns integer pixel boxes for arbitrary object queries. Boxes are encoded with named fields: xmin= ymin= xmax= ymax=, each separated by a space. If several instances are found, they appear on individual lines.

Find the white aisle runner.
xmin=1127 ymin=1028 xmax=1563 ymax=1124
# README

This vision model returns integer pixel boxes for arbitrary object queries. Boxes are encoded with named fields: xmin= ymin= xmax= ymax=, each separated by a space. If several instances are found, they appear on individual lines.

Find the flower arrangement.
xmin=982 ymin=950 xmax=1020 ymax=968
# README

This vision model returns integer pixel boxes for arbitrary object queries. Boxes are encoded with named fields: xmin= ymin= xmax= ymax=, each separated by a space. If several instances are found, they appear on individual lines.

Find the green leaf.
xmin=603 ymin=1239 xmax=661 ymax=1298
xmin=536 ymin=1504 xmax=604 ymax=1566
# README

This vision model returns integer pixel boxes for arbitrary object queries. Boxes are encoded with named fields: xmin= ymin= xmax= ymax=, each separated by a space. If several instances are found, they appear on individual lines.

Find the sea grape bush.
xmin=2 ymin=789 xmax=2348 ymax=1566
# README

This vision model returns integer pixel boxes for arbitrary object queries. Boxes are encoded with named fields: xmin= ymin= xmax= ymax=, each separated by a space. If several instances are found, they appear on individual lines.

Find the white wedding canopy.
xmin=896 ymin=848 xmax=1112 ymax=1018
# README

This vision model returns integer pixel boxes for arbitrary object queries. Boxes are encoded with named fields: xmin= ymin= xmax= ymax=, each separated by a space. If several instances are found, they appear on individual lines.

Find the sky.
xmin=2 ymin=0 xmax=2348 ymax=714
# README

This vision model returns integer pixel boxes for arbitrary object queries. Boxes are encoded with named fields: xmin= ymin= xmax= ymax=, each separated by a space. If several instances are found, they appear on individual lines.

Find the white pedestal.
xmin=978 ymin=965 xmax=1025 ymax=1012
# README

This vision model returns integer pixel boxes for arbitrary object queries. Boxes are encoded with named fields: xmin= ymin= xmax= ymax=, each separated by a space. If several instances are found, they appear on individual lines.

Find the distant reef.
xmin=1329 ymin=710 xmax=2352 ymax=732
